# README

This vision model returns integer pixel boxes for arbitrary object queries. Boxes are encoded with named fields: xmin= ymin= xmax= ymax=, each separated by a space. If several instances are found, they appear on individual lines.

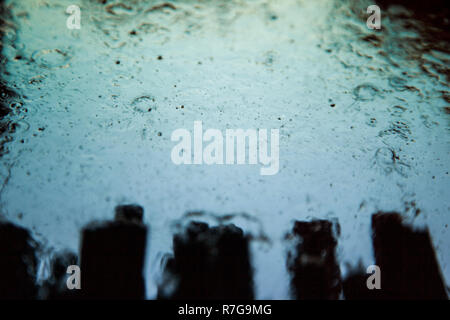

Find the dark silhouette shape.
xmin=371 ymin=212 xmax=448 ymax=299
xmin=0 ymin=221 xmax=38 ymax=299
xmin=287 ymin=219 xmax=342 ymax=299
xmin=79 ymin=204 xmax=147 ymax=299
xmin=342 ymin=266 xmax=381 ymax=300
xmin=41 ymin=250 xmax=79 ymax=299
xmin=158 ymin=221 xmax=254 ymax=299
xmin=115 ymin=204 xmax=144 ymax=223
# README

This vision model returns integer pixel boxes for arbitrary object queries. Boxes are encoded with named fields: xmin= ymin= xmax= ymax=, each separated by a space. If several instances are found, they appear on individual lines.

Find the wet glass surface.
xmin=0 ymin=0 xmax=448 ymax=298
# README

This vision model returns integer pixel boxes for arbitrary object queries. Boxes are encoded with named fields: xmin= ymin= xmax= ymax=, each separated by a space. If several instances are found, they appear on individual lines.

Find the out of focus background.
xmin=0 ymin=0 xmax=448 ymax=299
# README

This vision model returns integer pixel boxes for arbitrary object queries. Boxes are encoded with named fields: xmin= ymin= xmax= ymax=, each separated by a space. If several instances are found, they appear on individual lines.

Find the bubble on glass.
xmin=353 ymin=83 xmax=379 ymax=101
xmin=131 ymin=95 xmax=156 ymax=114
xmin=31 ymin=49 xmax=71 ymax=69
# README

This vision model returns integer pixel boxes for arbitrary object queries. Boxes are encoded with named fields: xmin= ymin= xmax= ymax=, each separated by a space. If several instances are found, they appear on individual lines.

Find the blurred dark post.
xmin=287 ymin=219 xmax=342 ymax=299
xmin=0 ymin=221 xmax=38 ymax=299
xmin=80 ymin=204 xmax=147 ymax=299
xmin=371 ymin=212 xmax=447 ymax=299
xmin=342 ymin=268 xmax=381 ymax=300
xmin=158 ymin=221 xmax=254 ymax=299
xmin=41 ymin=250 xmax=78 ymax=299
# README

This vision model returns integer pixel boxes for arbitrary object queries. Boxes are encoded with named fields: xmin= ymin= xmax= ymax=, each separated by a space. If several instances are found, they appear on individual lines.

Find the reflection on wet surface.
xmin=0 ymin=0 xmax=448 ymax=299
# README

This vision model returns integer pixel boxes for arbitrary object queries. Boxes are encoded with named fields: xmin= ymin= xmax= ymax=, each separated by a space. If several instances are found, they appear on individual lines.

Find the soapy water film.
xmin=0 ymin=0 xmax=448 ymax=298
